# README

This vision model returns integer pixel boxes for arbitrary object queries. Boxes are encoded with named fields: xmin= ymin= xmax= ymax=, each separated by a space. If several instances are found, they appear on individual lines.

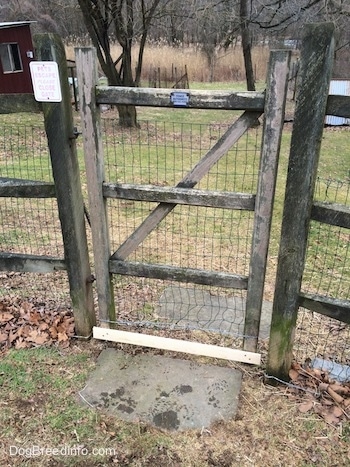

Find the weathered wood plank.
xmin=111 ymin=110 xmax=262 ymax=261
xmin=0 ymin=94 xmax=42 ymax=114
xmin=244 ymin=50 xmax=291 ymax=352
xmin=35 ymin=34 xmax=96 ymax=337
xmin=109 ymin=259 xmax=248 ymax=289
xmin=0 ymin=177 xmax=55 ymax=198
xmin=326 ymin=95 xmax=350 ymax=119
xmin=299 ymin=292 xmax=350 ymax=324
xmin=0 ymin=253 xmax=65 ymax=273
xmin=75 ymin=47 xmax=116 ymax=327
xmin=103 ymin=183 xmax=255 ymax=210
xmin=311 ymin=201 xmax=350 ymax=229
xmin=94 ymin=327 xmax=261 ymax=365
xmin=267 ymin=23 xmax=335 ymax=381
xmin=96 ymin=86 xmax=265 ymax=111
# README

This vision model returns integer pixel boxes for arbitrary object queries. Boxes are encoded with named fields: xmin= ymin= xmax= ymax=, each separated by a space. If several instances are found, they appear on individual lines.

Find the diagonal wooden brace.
xmin=111 ymin=110 xmax=262 ymax=261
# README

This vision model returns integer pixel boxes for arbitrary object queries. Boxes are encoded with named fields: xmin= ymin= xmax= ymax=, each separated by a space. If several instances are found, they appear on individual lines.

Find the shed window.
xmin=0 ymin=43 xmax=23 ymax=73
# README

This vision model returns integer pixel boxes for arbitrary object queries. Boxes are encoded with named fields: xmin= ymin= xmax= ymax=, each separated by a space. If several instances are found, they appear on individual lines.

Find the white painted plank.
xmin=93 ymin=327 xmax=261 ymax=365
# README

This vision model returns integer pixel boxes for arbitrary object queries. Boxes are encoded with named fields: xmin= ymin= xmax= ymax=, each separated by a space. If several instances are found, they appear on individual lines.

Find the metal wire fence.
xmin=0 ymin=124 xmax=70 ymax=307
xmin=102 ymin=118 xmax=265 ymax=344
xmin=295 ymin=176 xmax=350 ymax=367
xmin=0 ymin=118 xmax=349 ymax=364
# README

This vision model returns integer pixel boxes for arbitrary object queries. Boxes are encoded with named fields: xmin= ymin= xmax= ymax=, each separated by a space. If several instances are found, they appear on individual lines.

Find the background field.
xmin=64 ymin=41 xmax=272 ymax=85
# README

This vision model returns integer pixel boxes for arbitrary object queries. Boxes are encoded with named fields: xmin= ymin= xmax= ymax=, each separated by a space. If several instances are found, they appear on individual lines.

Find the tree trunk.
xmin=240 ymin=0 xmax=255 ymax=91
xmin=117 ymin=104 xmax=139 ymax=128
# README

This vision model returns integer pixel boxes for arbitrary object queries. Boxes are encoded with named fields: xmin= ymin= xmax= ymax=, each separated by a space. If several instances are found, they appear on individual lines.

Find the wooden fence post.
xmin=243 ymin=49 xmax=291 ymax=352
xmin=33 ymin=33 xmax=96 ymax=337
xmin=266 ymin=23 xmax=335 ymax=381
xmin=75 ymin=47 xmax=116 ymax=327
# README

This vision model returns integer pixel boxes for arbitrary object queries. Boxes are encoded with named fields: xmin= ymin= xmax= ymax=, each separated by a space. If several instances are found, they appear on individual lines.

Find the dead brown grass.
xmin=65 ymin=42 xmax=270 ymax=83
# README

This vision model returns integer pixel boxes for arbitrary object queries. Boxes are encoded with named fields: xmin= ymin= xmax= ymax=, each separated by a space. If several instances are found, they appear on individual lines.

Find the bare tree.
xmin=77 ymin=0 xmax=166 ymax=127
xmin=223 ymin=0 xmax=350 ymax=87
xmin=0 ymin=0 xmax=84 ymax=37
xmin=240 ymin=0 xmax=255 ymax=90
xmin=250 ymin=0 xmax=349 ymax=37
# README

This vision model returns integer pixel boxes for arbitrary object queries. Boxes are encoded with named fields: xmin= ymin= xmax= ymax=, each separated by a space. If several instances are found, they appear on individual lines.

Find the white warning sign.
xmin=30 ymin=61 xmax=62 ymax=102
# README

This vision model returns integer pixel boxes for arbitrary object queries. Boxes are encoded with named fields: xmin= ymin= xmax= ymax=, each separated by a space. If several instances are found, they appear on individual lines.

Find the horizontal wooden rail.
xmin=96 ymin=86 xmax=265 ymax=110
xmin=299 ymin=292 xmax=350 ymax=324
xmin=311 ymin=201 xmax=350 ymax=229
xmin=0 ymin=94 xmax=41 ymax=114
xmin=93 ymin=327 xmax=261 ymax=365
xmin=0 ymin=252 xmax=66 ymax=273
xmin=326 ymin=95 xmax=350 ymax=119
xmin=103 ymin=183 xmax=255 ymax=210
xmin=0 ymin=177 xmax=56 ymax=198
xmin=109 ymin=260 xmax=248 ymax=289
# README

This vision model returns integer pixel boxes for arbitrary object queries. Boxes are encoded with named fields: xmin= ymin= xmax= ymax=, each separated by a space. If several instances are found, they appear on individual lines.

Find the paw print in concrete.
xmin=206 ymin=380 xmax=229 ymax=408
xmin=98 ymin=387 xmax=137 ymax=414
xmin=149 ymin=385 xmax=195 ymax=430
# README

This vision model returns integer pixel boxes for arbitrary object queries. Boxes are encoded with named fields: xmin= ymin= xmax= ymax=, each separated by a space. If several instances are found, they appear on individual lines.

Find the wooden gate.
xmin=76 ymin=48 xmax=291 ymax=364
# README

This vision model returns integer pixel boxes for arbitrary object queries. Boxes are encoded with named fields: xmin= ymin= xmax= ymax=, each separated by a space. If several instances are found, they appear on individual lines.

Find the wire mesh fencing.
xmin=295 ymin=176 xmax=350 ymax=371
xmin=1 ymin=117 xmax=349 ymax=365
xmin=0 ymin=124 xmax=70 ymax=311
xmin=102 ymin=118 xmax=263 ymax=346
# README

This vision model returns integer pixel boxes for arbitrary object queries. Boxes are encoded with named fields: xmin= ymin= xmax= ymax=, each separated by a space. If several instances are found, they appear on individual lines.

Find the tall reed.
xmin=65 ymin=40 xmax=270 ymax=84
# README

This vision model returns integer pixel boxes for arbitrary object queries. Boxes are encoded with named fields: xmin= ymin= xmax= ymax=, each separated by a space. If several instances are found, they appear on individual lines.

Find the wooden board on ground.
xmin=93 ymin=327 xmax=261 ymax=365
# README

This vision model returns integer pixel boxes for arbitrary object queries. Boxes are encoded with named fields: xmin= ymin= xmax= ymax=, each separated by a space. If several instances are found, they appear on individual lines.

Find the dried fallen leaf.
xmin=8 ymin=330 xmax=18 ymax=343
xmin=49 ymin=326 xmax=58 ymax=338
xmin=299 ymin=400 xmax=314 ymax=413
xmin=0 ymin=312 xmax=14 ymax=323
xmin=57 ymin=331 xmax=68 ymax=342
xmin=28 ymin=330 xmax=49 ymax=345
xmin=0 ymin=297 xmax=75 ymax=353
xmin=0 ymin=332 xmax=8 ymax=343
xmin=331 ymin=406 xmax=344 ymax=418
xmin=28 ymin=311 xmax=41 ymax=325
xmin=38 ymin=322 xmax=49 ymax=331
xmin=289 ymin=368 xmax=300 ymax=381
xmin=323 ymin=411 xmax=341 ymax=425
xmin=15 ymin=338 xmax=28 ymax=349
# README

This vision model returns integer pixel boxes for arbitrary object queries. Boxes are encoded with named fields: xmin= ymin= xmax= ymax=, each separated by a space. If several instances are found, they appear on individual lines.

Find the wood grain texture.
xmin=35 ymin=34 xmax=96 ymax=336
xmin=93 ymin=327 xmax=261 ymax=365
xmin=244 ymin=50 xmax=291 ymax=352
xmin=96 ymin=86 xmax=265 ymax=110
xmin=267 ymin=23 xmax=335 ymax=381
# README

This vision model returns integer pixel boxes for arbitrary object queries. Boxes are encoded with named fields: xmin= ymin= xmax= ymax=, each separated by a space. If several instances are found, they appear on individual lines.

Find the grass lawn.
xmin=0 ymin=343 xmax=349 ymax=466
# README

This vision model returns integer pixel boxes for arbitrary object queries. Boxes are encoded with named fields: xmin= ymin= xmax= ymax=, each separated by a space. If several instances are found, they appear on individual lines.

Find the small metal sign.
xmin=170 ymin=91 xmax=190 ymax=107
xmin=30 ymin=61 xmax=62 ymax=102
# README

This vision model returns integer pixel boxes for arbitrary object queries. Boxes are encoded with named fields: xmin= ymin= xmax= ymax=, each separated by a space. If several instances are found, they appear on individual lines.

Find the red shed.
xmin=0 ymin=21 xmax=35 ymax=94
